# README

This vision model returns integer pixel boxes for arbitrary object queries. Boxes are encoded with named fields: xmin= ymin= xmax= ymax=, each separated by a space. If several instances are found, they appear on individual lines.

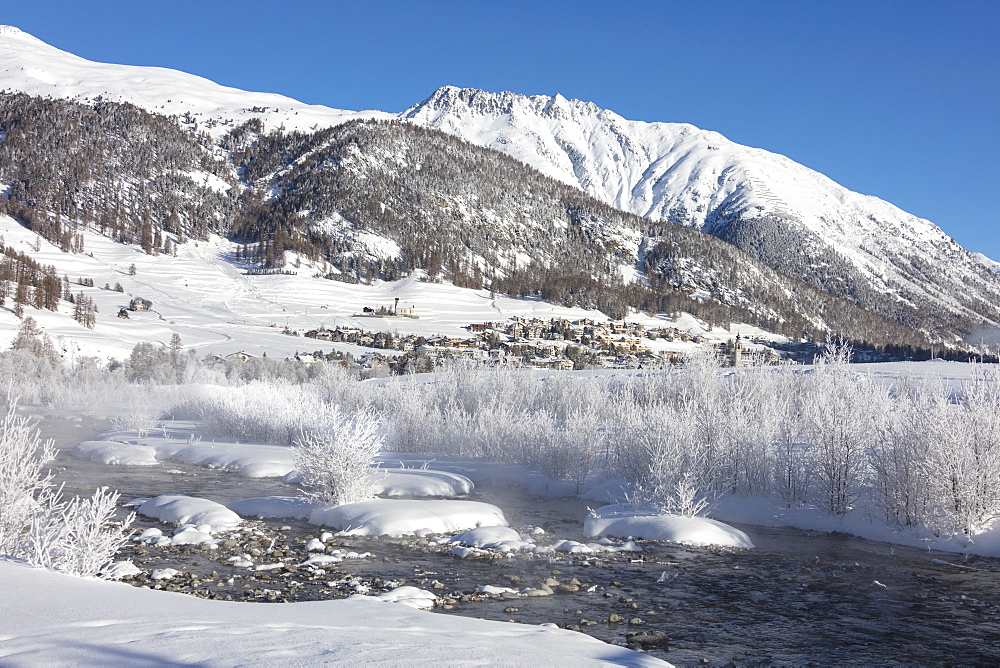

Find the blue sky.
xmin=6 ymin=1 xmax=999 ymax=259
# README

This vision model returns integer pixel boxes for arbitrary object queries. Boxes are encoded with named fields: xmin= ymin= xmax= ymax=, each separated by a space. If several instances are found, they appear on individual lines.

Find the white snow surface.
xmin=375 ymin=469 xmax=474 ymax=497
xmin=84 ymin=426 xmax=297 ymax=478
xmin=375 ymin=585 xmax=439 ymax=610
xmin=975 ymin=252 xmax=1000 ymax=273
xmin=227 ymin=496 xmax=320 ymax=520
xmin=150 ymin=440 xmax=295 ymax=478
xmin=0 ymin=25 xmax=391 ymax=137
xmin=128 ymin=494 xmax=242 ymax=530
xmin=447 ymin=526 xmax=523 ymax=549
xmin=0 ymin=560 xmax=665 ymax=667
xmin=309 ymin=499 xmax=507 ymax=536
xmin=713 ymin=495 xmax=1000 ymax=558
xmin=584 ymin=504 xmax=755 ymax=549
xmin=71 ymin=440 xmax=158 ymax=466
xmin=100 ymin=560 xmax=142 ymax=580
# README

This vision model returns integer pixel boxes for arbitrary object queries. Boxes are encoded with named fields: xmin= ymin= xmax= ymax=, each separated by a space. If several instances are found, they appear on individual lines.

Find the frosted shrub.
xmin=23 ymin=486 xmax=134 ymax=576
xmin=312 ymin=363 xmax=369 ymax=410
xmin=0 ymin=404 xmax=56 ymax=556
xmin=436 ymin=404 xmax=479 ymax=457
xmin=868 ymin=377 xmax=943 ymax=529
xmin=534 ymin=411 xmax=602 ymax=490
xmin=723 ymin=368 xmax=783 ymax=496
xmin=194 ymin=382 xmax=328 ymax=443
xmin=771 ymin=423 xmax=812 ymax=508
xmin=602 ymin=403 xmax=652 ymax=482
xmin=0 ymin=403 xmax=134 ymax=576
xmin=801 ymin=345 xmax=878 ymax=515
xmin=384 ymin=383 xmax=442 ymax=453
xmin=56 ymin=487 xmax=135 ymax=576
xmin=0 ymin=348 xmax=186 ymax=414
xmin=943 ymin=365 xmax=1000 ymax=534
xmin=539 ymin=375 xmax=606 ymax=422
xmin=110 ymin=409 xmax=160 ymax=438
xmin=631 ymin=416 xmax=717 ymax=518
xmin=293 ymin=406 xmax=384 ymax=506
xmin=470 ymin=405 xmax=524 ymax=460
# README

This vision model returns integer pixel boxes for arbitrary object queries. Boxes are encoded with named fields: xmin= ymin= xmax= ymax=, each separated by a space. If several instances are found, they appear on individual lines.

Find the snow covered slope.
xmin=402 ymin=87 xmax=1000 ymax=339
xmin=0 ymin=25 xmax=391 ymax=136
xmin=975 ymin=252 xmax=1000 ymax=274
xmin=0 ymin=214 xmax=742 ymax=362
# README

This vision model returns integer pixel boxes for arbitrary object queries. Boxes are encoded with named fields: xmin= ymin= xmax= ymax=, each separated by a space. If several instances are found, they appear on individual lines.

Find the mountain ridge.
xmin=0 ymin=24 xmax=392 ymax=138
xmin=0 ymin=26 xmax=997 ymax=345
xmin=402 ymin=85 xmax=1000 ymax=341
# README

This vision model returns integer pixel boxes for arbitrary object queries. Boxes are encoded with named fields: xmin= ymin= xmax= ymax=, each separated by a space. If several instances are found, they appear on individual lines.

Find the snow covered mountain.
xmin=0 ymin=25 xmax=391 ymax=137
xmin=1 ymin=26 xmax=997 ymax=344
xmin=402 ymin=87 xmax=1000 ymax=339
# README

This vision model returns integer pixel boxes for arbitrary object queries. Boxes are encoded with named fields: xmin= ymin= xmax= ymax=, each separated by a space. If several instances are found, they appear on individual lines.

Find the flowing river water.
xmin=37 ymin=412 xmax=1000 ymax=667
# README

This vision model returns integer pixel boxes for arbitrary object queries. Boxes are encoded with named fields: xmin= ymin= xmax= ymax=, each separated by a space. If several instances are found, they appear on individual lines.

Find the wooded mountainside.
xmin=0 ymin=92 xmax=956 ymax=348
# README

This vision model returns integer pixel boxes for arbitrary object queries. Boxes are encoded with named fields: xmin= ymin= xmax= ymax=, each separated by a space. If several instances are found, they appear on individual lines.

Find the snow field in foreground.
xmin=0 ymin=561 xmax=667 ymax=667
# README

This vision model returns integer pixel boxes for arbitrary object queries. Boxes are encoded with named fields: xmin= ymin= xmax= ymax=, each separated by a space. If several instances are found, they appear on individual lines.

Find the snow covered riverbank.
xmin=0 ymin=560 xmax=665 ymax=666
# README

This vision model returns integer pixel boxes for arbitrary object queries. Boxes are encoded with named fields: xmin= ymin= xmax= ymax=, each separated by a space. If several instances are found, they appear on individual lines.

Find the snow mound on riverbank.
xmin=585 ymin=505 xmax=755 ymax=548
xmin=149 ymin=440 xmax=295 ymax=478
xmin=128 ymin=494 xmax=242 ymax=530
xmin=84 ymin=427 xmax=297 ymax=478
xmin=447 ymin=526 xmax=531 ymax=551
xmin=71 ymin=440 xmax=158 ymax=465
xmin=376 ymin=585 xmax=439 ymax=610
xmin=713 ymin=495 xmax=1000 ymax=557
xmin=84 ymin=433 xmax=474 ymax=494
xmin=310 ymin=499 xmax=507 ymax=536
xmin=376 ymin=469 xmax=474 ymax=497
xmin=551 ymin=539 xmax=642 ymax=554
xmin=0 ymin=561 xmax=667 ymax=666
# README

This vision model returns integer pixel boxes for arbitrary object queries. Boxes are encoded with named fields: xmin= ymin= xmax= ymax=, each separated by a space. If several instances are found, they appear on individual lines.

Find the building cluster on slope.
xmin=292 ymin=312 xmax=782 ymax=371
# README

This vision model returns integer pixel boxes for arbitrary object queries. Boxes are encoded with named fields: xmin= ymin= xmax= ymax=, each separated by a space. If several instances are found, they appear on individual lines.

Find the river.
xmin=36 ymin=412 xmax=1000 ymax=667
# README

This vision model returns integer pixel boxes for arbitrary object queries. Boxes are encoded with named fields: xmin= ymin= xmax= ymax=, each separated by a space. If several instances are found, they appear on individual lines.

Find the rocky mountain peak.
xmin=403 ymin=86 xmax=606 ymax=122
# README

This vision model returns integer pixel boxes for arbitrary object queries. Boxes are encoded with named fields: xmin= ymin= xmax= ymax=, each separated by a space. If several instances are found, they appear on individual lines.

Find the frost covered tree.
xmin=630 ymin=413 xmax=717 ymax=517
xmin=0 ymin=403 xmax=56 ymax=556
xmin=801 ymin=345 xmax=879 ymax=515
xmin=944 ymin=365 xmax=1000 ymax=534
xmin=10 ymin=316 xmax=60 ymax=365
xmin=293 ymin=406 xmax=384 ymax=506
xmin=0 ymin=403 xmax=133 ymax=575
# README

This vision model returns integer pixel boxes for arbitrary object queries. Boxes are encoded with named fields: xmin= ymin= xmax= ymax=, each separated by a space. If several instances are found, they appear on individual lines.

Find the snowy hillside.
xmin=0 ymin=25 xmax=391 ymax=136
xmin=0 ymin=214 xmax=750 ymax=362
xmin=402 ymin=87 xmax=1000 ymax=339
xmin=976 ymin=252 xmax=1000 ymax=274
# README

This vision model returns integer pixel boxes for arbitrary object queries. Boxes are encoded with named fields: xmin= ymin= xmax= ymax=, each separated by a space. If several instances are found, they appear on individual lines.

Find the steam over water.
xmin=41 ymin=413 xmax=1000 ymax=666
